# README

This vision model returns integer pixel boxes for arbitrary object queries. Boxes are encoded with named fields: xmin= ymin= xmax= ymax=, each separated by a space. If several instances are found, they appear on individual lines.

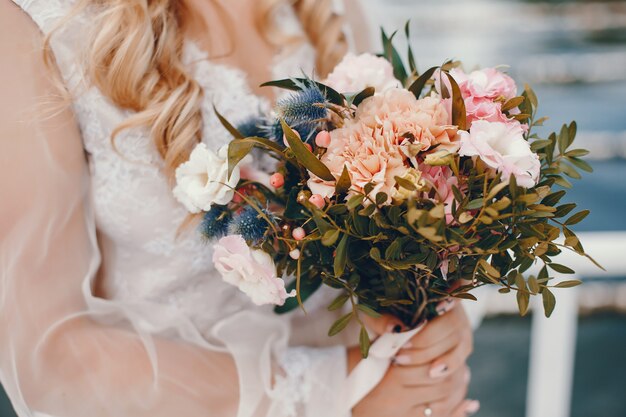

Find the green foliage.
xmin=214 ymin=23 xmax=596 ymax=353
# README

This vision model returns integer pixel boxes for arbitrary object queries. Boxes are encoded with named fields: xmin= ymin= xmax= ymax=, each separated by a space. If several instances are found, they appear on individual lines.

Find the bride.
xmin=0 ymin=0 xmax=478 ymax=416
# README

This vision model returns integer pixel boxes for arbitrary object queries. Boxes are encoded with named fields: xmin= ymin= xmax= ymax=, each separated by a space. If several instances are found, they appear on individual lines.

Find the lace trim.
xmin=269 ymin=346 xmax=345 ymax=417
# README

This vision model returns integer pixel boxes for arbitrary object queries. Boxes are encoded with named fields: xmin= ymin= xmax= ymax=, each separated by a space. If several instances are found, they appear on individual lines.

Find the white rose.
xmin=459 ymin=120 xmax=540 ymax=188
xmin=173 ymin=143 xmax=239 ymax=213
xmin=324 ymin=53 xmax=401 ymax=94
xmin=212 ymin=235 xmax=296 ymax=306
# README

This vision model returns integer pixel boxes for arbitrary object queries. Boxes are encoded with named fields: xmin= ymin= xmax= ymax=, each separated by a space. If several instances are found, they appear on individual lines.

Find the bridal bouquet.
xmin=174 ymin=25 xmax=596 ymax=358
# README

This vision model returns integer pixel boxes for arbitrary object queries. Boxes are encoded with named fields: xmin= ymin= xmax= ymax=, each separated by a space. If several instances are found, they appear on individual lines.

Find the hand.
xmin=350 ymin=301 xmax=479 ymax=417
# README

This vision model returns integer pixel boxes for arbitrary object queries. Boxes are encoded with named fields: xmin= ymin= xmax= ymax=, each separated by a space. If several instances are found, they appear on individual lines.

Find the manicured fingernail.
xmin=465 ymin=400 xmax=480 ymax=415
xmin=429 ymin=363 xmax=448 ymax=378
xmin=394 ymin=355 xmax=412 ymax=365
xmin=436 ymin=299 xmax=456 ymax=315
xmin=402 ymin=341 xmax=413 ymax=349
xmin=464 ymin=368 xmax=471 ymax=383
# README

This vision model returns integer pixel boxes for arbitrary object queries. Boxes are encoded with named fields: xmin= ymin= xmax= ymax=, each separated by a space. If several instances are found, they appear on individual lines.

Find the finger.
xmin=362 ymin=314 xmax=406 ymax=336
xmin=395 ymin=358 xmax=465 ymax=389
xmin=451 ymin=399 xmax=481 ymax=417
xmin=428 ymin=330 xmax=473 ymax=379
xmin=395 ymin=331 xmax=458 ymax=366
xmin=410 ymin=303 xmax=467 ymax=348
xmin=440 ymin=367 xmax=470 ymax=414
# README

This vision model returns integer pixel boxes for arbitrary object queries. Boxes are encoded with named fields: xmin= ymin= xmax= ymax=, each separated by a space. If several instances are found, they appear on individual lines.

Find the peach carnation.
xmin=307 ymin=89 xmax=460 ymax=203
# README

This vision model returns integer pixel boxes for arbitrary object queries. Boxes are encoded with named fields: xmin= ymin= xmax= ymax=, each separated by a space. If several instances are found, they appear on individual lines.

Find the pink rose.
xmin=450 ymin=67 xmax=517 ymax=101
xmin=324 ymin=53 xmax=401 ymax=94
xmin=459 ymin=120 xmax=540 ymax=188
xmin=213 ymin=235 xmax=295 ymax=306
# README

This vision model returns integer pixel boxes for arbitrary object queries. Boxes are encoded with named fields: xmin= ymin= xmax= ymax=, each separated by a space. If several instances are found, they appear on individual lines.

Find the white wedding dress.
xmin=0 ymin=1 xmax=359 ymax=416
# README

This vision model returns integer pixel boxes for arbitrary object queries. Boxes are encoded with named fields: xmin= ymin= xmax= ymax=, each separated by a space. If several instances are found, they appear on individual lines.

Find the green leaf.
xmin=467 ymin=198 xmax=484 ymax=210
xmin=554 ymin=203 xmax=577 ymax=218
xmin=228 ymin=136 xmax=286 ymax=179
xmin=446 ymin=72 xmax=468 ymax=131
xmin=347 ymin=194 xmax=365 ymax=210
xmin=567 ymin=121 xmax=577 ymax=148
xmin=334 ymin=234 xmax=349 ymax=277
xmin=528 ymin=276 xmax=540 ymax=294
xmin=328 ymin=312 xmax=353 ymax=337
xmin=335 ymin=165 xmax=352 ymax=196
xmin=353 ymin=87 xmax=375 ymax=107
xmin=558 ymin=124 xmax=570 ymax=155
xmin=565 ymin=210 xmax=590 ymax=225
xmin=394 ymin=175 xmax=418 ymax=191
xmin=375 ymin=192 xmax=388 ymax=206
xmin=502 ymin=96 xmax=525 ymax=112
xmin=517 ymin=289 xmax=530 ymax=316
xmin=524 ymin=84 xmax=538 ymax=110
xmin=555 ymin=280 xmax=582 ymax=288
xmin=405 ymin=21 xmax=417 ymax=75
xmin=281 ymin=120 xmax=334 ymax=181
xmin=547 ymin=263 xmax=575 ymax=274
xmin=381 ymin=28 xmax=408 ymax=84
xmin=480 ymin=259 xmax=501 ymax=279
xmin=261 ymin=78 xmax=344 ymax=106
xmin=322 ymin=229 xmax=341 ymax=247
xmin=541 ymin=190 xmax=566 ymax=207
xmin=408 ymin=66 xmax=438 ymax=98
xmin=568 ymin=157 xmax=593 ymax=173
xmin=453 ymin=292 xmax=478 ymax=301
xmin=328 ymin=293 xmax=350 ymax=311
xmin=357 ymin=304 xmax=382 ymax=318
xmin=359 ymin=326 xmax=371 ymax=358
xmin=564 ymin=149 xmax=589 ymax=158
xmin=542 ymin=288 xmax=556 ymax=317
xmin=214 ymin=106 xmax=244 ymax=139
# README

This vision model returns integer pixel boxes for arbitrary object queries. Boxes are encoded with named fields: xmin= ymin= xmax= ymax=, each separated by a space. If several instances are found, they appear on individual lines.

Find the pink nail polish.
xmin=402 ymin=341 xmax=413 ymax=349
xmin=429 ymin=363 xmax=448 ymax=378
xmin=436 ymin=299 xmax=456 ymax=315
xmin=394 ymin=355 xmax=412 ymax=365
xmin=465 ymin=400 xmax=480 ymax=415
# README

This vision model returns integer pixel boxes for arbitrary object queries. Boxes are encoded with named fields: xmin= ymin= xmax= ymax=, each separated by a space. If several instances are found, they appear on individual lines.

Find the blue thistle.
xmin=200 ymin=205 xmax=231 ymax=240
xmin=236 ymin=115 xmax=269 ymax=139
xmin=229 ymin=206 xmax=275 ymax=242
xmin=275 ymin=82 xmax=328 ymax=142
xmin=266 ymin=117 xmax=318 ymax=144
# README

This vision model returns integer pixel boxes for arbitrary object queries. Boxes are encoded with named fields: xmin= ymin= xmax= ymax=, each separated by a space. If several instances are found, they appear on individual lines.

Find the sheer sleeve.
xmin=0 ymin=3 xmax=349 ymax=417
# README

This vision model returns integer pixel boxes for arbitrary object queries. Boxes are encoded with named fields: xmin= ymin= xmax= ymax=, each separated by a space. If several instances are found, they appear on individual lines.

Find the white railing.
xmin=525 ymin=231 xmax=626 ymax=417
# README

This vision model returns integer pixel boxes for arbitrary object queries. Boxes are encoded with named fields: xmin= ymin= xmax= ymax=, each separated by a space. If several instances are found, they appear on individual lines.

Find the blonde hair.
xmin=44 ymin=0 xmax=347 ymax=178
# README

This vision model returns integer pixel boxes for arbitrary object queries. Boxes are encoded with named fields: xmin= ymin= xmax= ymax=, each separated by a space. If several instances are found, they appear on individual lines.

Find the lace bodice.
xmin=5 ymin=1 xmax=352 ymax=416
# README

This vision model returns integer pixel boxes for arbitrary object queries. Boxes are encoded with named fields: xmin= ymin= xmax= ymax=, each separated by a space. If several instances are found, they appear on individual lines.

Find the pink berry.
xmin=292 ymin=227 xmax=306 ymax=241
xmin=270 ymin=172 xmax=285 ymax=188
xmin=309 ymin=194 xmax=325 ymax=209
xmin=315 ymin=131 xmax=331 ymax=148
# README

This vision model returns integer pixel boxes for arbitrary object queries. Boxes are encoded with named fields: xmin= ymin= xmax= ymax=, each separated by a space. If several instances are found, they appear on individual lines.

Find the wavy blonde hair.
xmin=44 ymin=0 xmax=347 ymax=178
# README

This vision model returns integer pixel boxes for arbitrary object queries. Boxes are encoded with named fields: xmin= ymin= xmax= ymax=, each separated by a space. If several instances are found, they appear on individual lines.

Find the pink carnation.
xmin=307 ymin=89 xmax=459 ymax=203
xmin=213 ymin=235 xmax=295 ymax=306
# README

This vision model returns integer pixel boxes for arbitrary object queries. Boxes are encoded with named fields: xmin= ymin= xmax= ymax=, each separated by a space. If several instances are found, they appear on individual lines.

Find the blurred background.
xmin=351 ymin=0 xmax=626 ymax=416
xmin=2 ymin=0 xmax=625 ymax=416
